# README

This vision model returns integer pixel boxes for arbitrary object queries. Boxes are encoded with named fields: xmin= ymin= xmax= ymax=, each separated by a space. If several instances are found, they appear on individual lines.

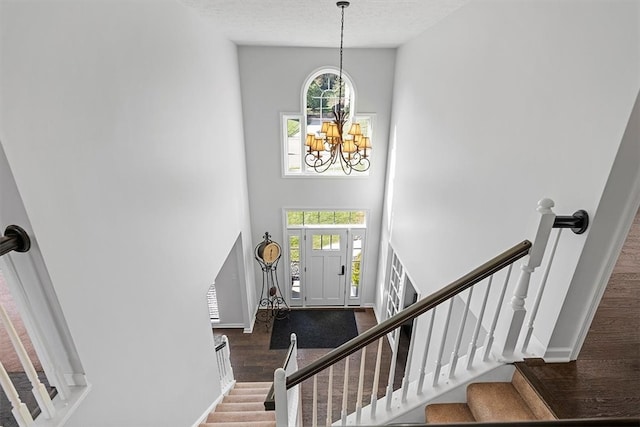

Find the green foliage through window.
xmin=286 ymin=210 xmax=366 ymax=226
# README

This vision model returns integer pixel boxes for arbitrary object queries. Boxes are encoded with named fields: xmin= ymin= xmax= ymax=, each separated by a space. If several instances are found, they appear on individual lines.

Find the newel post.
xmin=274 ymin=368 xmax=288 ymax=427
xmin=499 ymin=198 xmax=556 ymax=358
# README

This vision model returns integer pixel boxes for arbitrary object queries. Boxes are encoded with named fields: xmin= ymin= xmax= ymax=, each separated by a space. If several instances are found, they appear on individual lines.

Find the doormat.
xmin=270 ymin=309 xmax=358 ymax=349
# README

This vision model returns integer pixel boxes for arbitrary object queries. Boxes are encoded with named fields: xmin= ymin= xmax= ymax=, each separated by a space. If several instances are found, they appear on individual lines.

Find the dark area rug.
xmin=270 ymin=309 xmax=358 ymax=349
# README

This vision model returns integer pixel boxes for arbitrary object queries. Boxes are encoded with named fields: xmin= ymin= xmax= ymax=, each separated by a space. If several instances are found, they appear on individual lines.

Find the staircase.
xmin=199 ymin=382 xmax=276 ymax=427
xmin=425 ymin=368 xmax=556 ymax=423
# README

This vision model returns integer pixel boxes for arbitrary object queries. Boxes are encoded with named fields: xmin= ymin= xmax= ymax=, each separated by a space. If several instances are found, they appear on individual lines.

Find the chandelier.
xmin=304 ymin=1 xmax=371 ymax=175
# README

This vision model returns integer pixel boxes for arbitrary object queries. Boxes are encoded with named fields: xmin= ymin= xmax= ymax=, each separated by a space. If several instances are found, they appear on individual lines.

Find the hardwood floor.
xmin=517 ymin=209 xmax=640 ymax=419
xmin=214 ymin=308 xmax=408 ymax=426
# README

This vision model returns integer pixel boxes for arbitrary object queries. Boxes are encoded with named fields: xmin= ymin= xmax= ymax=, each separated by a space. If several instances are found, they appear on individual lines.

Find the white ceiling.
xmin=181 ymin=0 xmax=469 ymax=48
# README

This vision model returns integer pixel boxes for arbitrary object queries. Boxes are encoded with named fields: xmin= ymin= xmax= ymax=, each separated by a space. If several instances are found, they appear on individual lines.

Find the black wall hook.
xmin=0 ymin=225 xmax=31 ymax=257
xmin=553 ymin=210 xmax=589 ymax=234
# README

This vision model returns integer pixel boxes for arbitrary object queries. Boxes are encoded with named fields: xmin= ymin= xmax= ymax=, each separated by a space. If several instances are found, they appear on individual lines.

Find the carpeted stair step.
xmin=467 ymin=382 xmax=536 ymax=422
xmin=221 ymin=393 xmax=269 ymax=403
xmin=206 ymin=410 xmax=276 ymax=423
xmin=199 ymin=381 xmax=275 ymax=427
xmin=215 ymin=402 xmax=266 ymax=412
xmin=228 ymin=387 xmax=270 ymax=395
xmin=511 ymin=367 xmax=557 ymax=420
xmin=233 ymin=381 xmax=272 ymax=389
xmin=425 ymin=402 xmax=475 ymax=423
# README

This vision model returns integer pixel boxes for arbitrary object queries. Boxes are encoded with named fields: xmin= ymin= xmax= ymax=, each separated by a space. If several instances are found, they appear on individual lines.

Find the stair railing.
xmin=214 ymin=335 xmax=234 ymax=394
xmin=264 ymin=199 xmax=588 ymax=426
xmin=270 ymin=333 xmax=299 ymax=427
xmin=0 ymin=225 xmax=55 ymax=427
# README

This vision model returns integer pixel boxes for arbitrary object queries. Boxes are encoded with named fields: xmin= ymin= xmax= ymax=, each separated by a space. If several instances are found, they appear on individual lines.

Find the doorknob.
xmin=339 ymin=265 xmax=345 ymax=275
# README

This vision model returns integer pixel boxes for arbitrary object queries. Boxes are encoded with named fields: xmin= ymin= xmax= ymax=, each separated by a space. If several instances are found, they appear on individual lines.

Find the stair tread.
xmin=234 ymin=382 xmax=272 ymax=388
xmin=215 ymin=402 xmax=266 ymax=412
xmin=207 ymin=410 xmax=276 ymax=423
xmin=426 ymin=402 xmax=475 ymax=423
xmin=222 ymin=394 xmax=269 ymax=403
xmin=467 ymin=382 xmax=536 ymax=422
xmin=228 ymin=387 xmax=270 ymax=396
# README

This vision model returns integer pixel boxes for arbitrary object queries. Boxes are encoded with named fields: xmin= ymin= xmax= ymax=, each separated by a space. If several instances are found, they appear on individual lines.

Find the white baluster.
xmin=433 ymin=299 xmax=454 ymax=387
xmin=417 ymin=309 xmax=435 ymax=394
xmin=499 ymin=198 xmax=556 ymax=357
xmin=326 ymin=365 xmax=334 ymax=427
xmin=385 ymin=328 xmax=400 ymax=411
xmin=224 ymin=336 xmax=234 ymax=388
xmin=274 ymin=368 xmax=288 ymax=427
xmin=355 ymin=346 xmax=366 ymax=425
xmin=0 ymin=301 xmax=55 ymax=418
xmin=522 ymin=229 xmax=562 ymax=353
xmin=449 ymin=287 xmax=474 ymax=378
xmin=0 ymin=360 xmax=34 ymax=427
xmin=369 ymin=338 xmax=384 ymax=418
xmin=483 ymin=265 xmax=513 ymax=362
xmin=466 ymin=276 xmax=493 ymax=370
xmin=401 ymin=319 xmax=418 ymax=402
xmin=312 ymin=375 xmax=318 ymax=427
xmin=341 ymin=357 xmax=350 ymax=425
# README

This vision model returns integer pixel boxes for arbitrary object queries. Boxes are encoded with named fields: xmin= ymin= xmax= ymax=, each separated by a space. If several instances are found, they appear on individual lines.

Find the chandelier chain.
xmin=338 ymin=3 xmax=345 ymax=111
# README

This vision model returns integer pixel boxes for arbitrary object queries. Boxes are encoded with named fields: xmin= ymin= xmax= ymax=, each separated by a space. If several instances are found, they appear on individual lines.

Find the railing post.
xmin=0 ymin=360 xmax=34 ymax=427
xmin=498 ymin=198 xmax=556 ymax=358
xmin=274 ymin=368 xmax=288 ymax=427
xmin=0 ymin=301 xmax=55 ymax=418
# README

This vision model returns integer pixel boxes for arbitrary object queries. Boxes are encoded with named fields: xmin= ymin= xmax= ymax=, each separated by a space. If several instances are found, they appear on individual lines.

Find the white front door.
xmin=305 ymin=229 xmax=348 ymax=306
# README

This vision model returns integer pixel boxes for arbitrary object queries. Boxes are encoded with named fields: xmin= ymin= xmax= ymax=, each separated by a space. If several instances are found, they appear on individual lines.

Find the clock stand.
xmin=254 ymin=232 xmax=289 ymax=327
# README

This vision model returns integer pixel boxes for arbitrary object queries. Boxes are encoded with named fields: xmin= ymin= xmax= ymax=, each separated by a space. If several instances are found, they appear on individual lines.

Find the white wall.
xmin=0 ymin=1 xmax=254 ymax=425
xmin=238 ymin=47 xmax=396 ymax=307
xmin=546 ymin=92 xmax=640 ymax=360
xmin=213 ymin=234 xmax=249 ymax=328
xmin=383 ymin=0 xmax=639 ymax=362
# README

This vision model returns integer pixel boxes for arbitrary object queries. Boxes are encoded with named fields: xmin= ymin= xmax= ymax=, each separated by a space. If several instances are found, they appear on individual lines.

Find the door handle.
xmin=339 ymin=265 xmax=345 ymax=276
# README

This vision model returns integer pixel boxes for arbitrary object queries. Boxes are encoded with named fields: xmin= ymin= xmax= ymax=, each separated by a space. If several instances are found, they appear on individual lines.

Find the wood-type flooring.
xmin=517 ymin=209 xmax=640 ymax=419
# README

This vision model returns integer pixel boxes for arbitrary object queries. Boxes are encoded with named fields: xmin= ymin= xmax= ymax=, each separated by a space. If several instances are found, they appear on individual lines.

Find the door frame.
xmin=283 ymin=219 xmax=367 ymax=308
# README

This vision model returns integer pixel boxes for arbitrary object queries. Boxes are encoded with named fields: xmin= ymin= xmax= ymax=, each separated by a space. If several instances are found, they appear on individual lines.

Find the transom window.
xmin=282 ymin=68 xmax=374 ymax=176
xmin=286 ymin=210 xmax=366 ymax=226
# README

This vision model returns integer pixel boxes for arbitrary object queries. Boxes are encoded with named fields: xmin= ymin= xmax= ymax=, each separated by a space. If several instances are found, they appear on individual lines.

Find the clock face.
xmin=261 ymin=242 xmax=281 ymax=264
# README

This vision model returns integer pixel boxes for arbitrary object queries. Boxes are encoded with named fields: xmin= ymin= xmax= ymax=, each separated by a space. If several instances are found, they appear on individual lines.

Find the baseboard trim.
xmin=214 ymin=322 xmax=245 ymax=329
xmin=543 ymin=346 xmax=573 ymax=363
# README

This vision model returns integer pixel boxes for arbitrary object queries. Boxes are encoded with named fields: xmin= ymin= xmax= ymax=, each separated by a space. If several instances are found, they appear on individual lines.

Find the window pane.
xmin=289 ymin=235 xmax=301 ymax=300
xmin=287 ymin=212 xmax=303 ymax=226
xmin=304 ymin=211 xmax=320 ymax=225
xmin=286 ymin=117 xmax=302 ymax=173
xmin=330 ymin=235 xmax=340 ymax=250
xmin=306 ymin=73 xmax=351 ymax=125
xmin=318 ymin=211 xmax=334 ymax=224
xmin=350 ymin=235 xmax=362 ymax=298
xmin=312 ymin=235 xmax=322 ymax=250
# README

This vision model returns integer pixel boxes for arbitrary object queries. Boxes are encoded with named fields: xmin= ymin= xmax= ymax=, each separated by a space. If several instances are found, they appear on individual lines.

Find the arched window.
xmin=282 ymin=68 xmax=373 ymax=176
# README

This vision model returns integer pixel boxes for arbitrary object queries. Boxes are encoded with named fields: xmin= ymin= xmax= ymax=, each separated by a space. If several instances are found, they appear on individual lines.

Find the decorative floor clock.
xmin=254 ymin=231 xmax=289 ymax=326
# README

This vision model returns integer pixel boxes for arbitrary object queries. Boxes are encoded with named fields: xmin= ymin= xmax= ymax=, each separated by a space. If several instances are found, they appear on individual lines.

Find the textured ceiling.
xmin=181 ymin=0 xmax=469 ymax=48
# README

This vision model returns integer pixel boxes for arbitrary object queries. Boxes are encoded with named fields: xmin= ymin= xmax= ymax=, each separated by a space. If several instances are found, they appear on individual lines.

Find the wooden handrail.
xmin=285 ymin=240 xmax=531 ymax=389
